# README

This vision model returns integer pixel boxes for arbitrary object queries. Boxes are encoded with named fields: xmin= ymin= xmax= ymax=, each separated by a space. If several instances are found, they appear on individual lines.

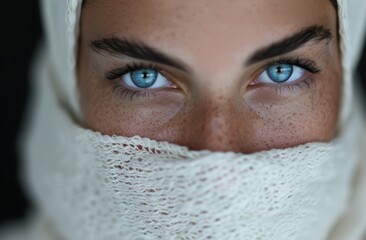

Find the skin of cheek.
xmin=245 ymin=59 xmax=342 ymax=151
xmin=78 ymin=0 xmax=342 ymax=153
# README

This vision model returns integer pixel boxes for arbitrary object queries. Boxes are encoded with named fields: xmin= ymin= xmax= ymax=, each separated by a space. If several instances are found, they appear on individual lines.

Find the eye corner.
xmin=105 ymin=68 xmax=126 ymax=80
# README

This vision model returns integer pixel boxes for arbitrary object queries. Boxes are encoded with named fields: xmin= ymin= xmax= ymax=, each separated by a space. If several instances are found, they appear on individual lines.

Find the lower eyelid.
xmin=112 ymin=82 xmax=157 ymax=101
xmin=273 ymin=78 xmax=314 ymax=95
xmin=111 ymin=79 xmax=184 ymax=102
xmin=245 ymin=78 xmax=315 ymax=103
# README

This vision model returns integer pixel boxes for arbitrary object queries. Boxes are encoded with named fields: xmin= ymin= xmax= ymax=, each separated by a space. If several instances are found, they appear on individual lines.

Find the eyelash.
xmin=255 ymin=57 xmax=321 ymax=94
xmin=105 ymin=58 xmax=321 ymax=100
xmin=106 ymin=62 xmax=164 ymax=80
xmin=106 ymin=62 xmax=166 ymax=100
xmin=261 ymin=57 xmax=320 ymax=75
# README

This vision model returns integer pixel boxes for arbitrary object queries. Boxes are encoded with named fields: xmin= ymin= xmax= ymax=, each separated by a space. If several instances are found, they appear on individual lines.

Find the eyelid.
xmin=104 ymin=58 xmax=321 ymax=92
xmin=248 ymin=57 xmax=321 ymax=85
xmin=105 ymin=62 xmax=165 ymax=80
xmin=260 ymin=57 xmax=321 ymax=74
xmin=104 ymin=61 xmax=193 ymax=94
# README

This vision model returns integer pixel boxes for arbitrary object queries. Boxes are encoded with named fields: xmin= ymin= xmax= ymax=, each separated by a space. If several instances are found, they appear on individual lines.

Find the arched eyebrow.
xmin=91 ymin=37 xmax=193 ymax=74
xmin=90 ymin=25 xmax=333 ymax=73
xmin=246 ymin=25 xmax=333 ymax=65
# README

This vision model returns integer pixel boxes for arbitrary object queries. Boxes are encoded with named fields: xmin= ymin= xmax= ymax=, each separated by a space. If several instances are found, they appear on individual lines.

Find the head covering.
xmin=1 ymin=0 xmax=366 ymax=240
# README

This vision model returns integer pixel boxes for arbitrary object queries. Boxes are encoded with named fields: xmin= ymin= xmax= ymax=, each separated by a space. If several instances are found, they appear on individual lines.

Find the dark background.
xmin=0 ymin=0 xmax=42 ymax=224
xmin=0 ymin=1 xmax=365 ymax=225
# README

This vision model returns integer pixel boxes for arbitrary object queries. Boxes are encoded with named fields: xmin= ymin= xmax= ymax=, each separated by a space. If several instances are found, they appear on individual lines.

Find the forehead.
xmin=82 ymin=0 xmax=334 ymax=39
xmin=81 ymin=0 xmax=336 ymax=71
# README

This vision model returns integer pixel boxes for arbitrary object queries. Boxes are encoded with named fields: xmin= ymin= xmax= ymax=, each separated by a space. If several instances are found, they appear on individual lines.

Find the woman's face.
xmin=78 ymin=0 xmax=341 ymax=153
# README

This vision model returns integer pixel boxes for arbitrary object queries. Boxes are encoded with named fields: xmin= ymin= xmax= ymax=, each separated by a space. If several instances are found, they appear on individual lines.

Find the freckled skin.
xmin=78 ymin=0 xmax=342 ymax=153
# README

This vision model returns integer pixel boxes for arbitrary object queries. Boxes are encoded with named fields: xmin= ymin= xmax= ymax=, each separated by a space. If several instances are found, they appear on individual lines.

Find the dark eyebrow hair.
xmin=247 ymin=25 xmax=333 ymax=65
xmin=91 ymin=25 xmax=333 ymax=73
xmin=91 ymin=37 xmax=192 ymax=73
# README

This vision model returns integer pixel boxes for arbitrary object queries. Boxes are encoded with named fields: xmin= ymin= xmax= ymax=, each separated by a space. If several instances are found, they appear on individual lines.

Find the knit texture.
xmin=21 ymin=63 xmax=359 ymax=240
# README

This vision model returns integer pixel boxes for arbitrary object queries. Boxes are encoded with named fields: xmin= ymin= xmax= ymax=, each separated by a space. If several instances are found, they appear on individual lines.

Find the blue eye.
xmin=257 ymin=63 xmax=306 ymax=84
xmin=122 ymin=68 xmax=171 ymax=89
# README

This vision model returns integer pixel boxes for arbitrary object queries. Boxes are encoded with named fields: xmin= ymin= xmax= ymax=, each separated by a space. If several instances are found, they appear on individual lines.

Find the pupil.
xmin=142 ymin=72 xmax=149 ymax=78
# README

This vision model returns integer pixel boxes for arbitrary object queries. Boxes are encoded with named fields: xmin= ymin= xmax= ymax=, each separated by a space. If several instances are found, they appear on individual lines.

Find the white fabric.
xmin=337 ymin=0 xmax=366 ymax=126
xmin=1 ymin=0 xmax=366 ymax=239
xmin=21 ymin=66 xmax=363 ymax=239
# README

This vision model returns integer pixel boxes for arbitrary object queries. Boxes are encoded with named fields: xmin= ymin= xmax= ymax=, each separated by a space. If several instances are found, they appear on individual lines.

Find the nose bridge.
xmin=192 ymin=96 xmax=245 ymax=152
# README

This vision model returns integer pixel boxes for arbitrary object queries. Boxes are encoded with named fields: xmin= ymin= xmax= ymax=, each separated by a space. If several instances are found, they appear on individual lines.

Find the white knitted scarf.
xmin=23 ymin=73 xmax=363 ymax=239
xmin=1 ymin=0 xmax=366 ymax=240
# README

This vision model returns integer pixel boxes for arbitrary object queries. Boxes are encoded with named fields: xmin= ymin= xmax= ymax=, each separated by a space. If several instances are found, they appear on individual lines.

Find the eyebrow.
xmin=91 ymin=25 xmax=333 ymax=73
xmin=91 ymin=37 xmax=192 ymax=73
xmin=246 ymin=25 xmax=333 ymax=65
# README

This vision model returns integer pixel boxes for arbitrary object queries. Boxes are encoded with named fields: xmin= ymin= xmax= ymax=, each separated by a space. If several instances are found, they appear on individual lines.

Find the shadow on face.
xmin=77 ymin=0 xmax=342 ymax=153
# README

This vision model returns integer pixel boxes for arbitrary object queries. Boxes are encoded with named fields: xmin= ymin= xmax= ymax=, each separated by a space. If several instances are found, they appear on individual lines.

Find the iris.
xmin=130 ymin=69 xmax=158 ymax=88
xmin=267 ymin=64 xmax=293 ymax=83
